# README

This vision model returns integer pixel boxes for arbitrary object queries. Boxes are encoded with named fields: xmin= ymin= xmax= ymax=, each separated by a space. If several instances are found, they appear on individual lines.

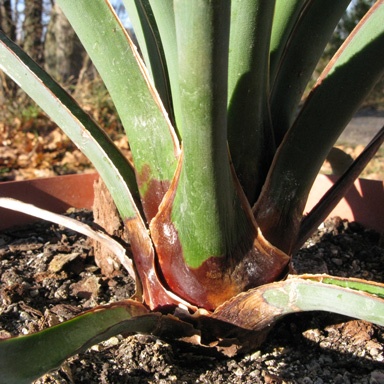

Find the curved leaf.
xmin=254 ymin=1 xmax=384 ymax=253
xmin=269 ymin=0 xmax=307 ymax=85
xmin=213 ymin=275 xmax=384 ymax=332
xmin=0 ymin=30 xmax=139 ymax=222
xmin=147 ymin=0 xmax=183 ymax=136
xmin=0 ymin=18 xmax=192 ymax=312
xmin=302 ymin=274 xmax=384 ymax=299
xmin=0 ymin=301 xmax=196 ymax=384
xmin=122 ymin=0 xmax=174 ymax=124
xmin=57 ymin=0 xmax=180 ymax=221
xmin=270 ymin=0 xmax=351 ymax=145
xmin=0 ymin=198 xmax=136 ymax=279
xmin=294 ymin=125 xmax=384 ymax=252
xmin=227 ymin=0 xmax=276 ymax=204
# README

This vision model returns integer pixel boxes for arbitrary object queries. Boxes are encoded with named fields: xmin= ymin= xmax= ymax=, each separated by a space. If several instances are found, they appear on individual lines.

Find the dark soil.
xmin=1 ymin=213 xmax=384 ymax=383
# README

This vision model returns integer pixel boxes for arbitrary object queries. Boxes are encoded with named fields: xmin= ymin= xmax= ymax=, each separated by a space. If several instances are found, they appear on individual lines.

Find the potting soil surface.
xmin=0 ymin=212 xmax=383 ymax=384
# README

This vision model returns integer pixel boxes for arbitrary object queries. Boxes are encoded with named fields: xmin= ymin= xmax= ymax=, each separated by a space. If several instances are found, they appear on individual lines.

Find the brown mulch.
xmin=0 ymin=117 xmax=131 ymax=181
xmin=1 ymin=104 xmax=383 ymax=182
xmin=0 ymin=86 xmax=130 ymax=182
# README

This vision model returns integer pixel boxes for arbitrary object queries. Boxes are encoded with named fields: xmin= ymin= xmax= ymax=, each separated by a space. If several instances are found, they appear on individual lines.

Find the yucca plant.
xmin=1 ymin=0 xmax=384 ymax=382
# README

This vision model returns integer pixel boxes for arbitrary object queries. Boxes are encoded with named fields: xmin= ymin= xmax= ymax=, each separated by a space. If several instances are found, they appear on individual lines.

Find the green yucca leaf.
xmin=170 ymin=0 xmax=234 ymax=269
xmin=270 ymin=0 xmax=351 ymax=146
xmin=57 ymin=0 xmax=179 ymax=221
xmin=303 ymin=275 xmax=384 ymax=299
xmin=214 ymin=275 xmax=384 ymax=331
xmin=227 ymin=0 xmax=276 ymax=205
xmin=0 ymin=25 xmax=185 ymax=313
xmin=122 ymin=0 xmax=174 ymax=124
xmin=147 ymin=1 xmax=290 ymax=310
xmin=0 ymin=30 xmax=139 ymax=222
xmin=0 ymin=301 xmax=195 ymax=384
xmin=146 ymin=0 xmax=183 ymax=136
xmin=269 ymin=0 xmax=307 ymax=85
xmin=255 ymin=1 xmax=384 ymax=253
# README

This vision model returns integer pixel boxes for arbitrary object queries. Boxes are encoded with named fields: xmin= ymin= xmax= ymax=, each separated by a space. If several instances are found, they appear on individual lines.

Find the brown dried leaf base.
xmin=92 ymin=178 xmax=130 ymax=277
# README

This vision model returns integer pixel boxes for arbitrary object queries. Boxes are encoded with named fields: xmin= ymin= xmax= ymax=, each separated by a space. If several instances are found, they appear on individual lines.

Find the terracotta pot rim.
xmin=0 ymin=173 xmax=383 ymax=234
xmin=0 ymin=173 xmax=99 ymax=231
xmin=305 ymin=174 xmax=383 ymax=235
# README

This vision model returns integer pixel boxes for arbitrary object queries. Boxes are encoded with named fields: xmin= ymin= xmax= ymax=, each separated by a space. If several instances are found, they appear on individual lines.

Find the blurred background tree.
xmin=0 ymin=0 xmax=16 ymax=102
xmin=0 ymin=0 xmax=15 ymax=41
xmin=44 ymin=2 xmax=86 ymax=83
xmin=0 ymin=0 xmax=129 ymax=181
xmin=22 ymin=0 xmax=43 ymax=63
xmin=0 ymin=0 xmax=129 ymax=96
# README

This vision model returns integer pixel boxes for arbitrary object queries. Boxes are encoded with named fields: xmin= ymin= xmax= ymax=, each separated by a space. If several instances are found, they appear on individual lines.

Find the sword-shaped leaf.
xmin=146 ymin=0 xmax=183 ymax=136
xmin=270 ymin=0 xmax=351 ymax=146
xmin=213 ymin=275 xmax=384 ymax=332
xmin=57 ymin=0 xmax=180 ymax=221
xmin=122 ymin=0 xmax=174 ymax=123
xmin=0 ymin=30 xmax=185 ymax=310
xmin=150 ymin=1 xmax=290 ymax=310
xmin=0 ymin=30 xmax=138 ymax=222
xmin=0 ymin=301 xmax=196 ymax=384
xmin=227 ymin=0 xmax=276 ymax=205
xmin=254 ymin=1 xmax=384 ymax=253
xmin=269 ymin=0 xmax=307 ymax=85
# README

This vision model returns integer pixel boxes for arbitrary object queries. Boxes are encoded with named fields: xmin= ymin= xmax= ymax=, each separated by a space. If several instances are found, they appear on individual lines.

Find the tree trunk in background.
xmin=0 ymin=0 xmax=15 ymax=40
xmin=44 ymin=3 xmax=86 ymax=83
xmin=0 ymin=0 xmax=16 ymax=103
xmin=22 ymin=0 xmax=43 ymax=64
